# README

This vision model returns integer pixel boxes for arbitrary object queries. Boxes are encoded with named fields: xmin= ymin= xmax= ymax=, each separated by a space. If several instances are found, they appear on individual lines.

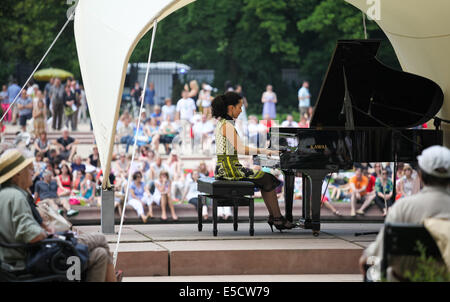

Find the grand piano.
xmin=254 ymin=40 xmax=444 ymax=236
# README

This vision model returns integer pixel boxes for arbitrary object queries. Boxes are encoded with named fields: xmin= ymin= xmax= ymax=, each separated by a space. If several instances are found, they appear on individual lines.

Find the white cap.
xmin=417 ymin=145 xmax=450 ymax=178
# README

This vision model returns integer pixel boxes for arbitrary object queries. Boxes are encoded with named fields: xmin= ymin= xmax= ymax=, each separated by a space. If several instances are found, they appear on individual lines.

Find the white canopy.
xmin=74 ymin=0 xmax=195 ymax=188
xmin=74 ymin=0 xmax=450 ymax=187
xmin=347 ymin=0 xmax=450 ymax=144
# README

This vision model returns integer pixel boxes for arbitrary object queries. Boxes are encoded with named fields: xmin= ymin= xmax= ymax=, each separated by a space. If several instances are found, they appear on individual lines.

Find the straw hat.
xmin=0 ymin=150 xmax=34 ymax=185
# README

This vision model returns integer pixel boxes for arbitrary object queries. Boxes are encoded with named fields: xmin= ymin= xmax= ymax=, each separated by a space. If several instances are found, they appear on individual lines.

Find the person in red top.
xmin=356 ymin=167 xmax=377 ymax=215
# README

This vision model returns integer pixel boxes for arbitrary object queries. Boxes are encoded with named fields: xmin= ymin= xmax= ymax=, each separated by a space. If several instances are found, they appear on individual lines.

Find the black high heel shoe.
xmin=272 ymin=216 xmax=296 ymax=232
xmin=267 ymin=215 xmax=274 ymax=232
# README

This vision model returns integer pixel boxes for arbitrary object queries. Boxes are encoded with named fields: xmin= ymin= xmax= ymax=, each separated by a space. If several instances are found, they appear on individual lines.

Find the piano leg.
xmin=301 ymin=170 xmax=329 ymax=236
xmin=299 ymin=175 xmax=312 ymax=229
xmin=283 ymin=171 xmax=295 ymax=222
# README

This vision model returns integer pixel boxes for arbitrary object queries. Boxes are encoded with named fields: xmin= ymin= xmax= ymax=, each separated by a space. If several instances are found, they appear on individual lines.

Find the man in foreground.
xmin=359 ymin=145 xmax=450 ymax=281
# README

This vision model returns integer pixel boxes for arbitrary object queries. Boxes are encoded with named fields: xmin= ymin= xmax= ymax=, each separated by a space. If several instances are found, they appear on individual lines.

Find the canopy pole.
xmin=0 ymin=11 xmax=75 ymax=123
xmin=113 ymin=20 xmax=158 ymax=268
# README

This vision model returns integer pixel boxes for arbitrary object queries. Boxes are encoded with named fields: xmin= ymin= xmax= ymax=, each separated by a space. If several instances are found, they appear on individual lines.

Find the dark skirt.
xmin=215 ymin=155 xmax=281 ymax=192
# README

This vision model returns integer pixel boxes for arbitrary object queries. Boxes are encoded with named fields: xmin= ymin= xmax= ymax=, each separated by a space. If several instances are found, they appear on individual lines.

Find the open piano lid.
xmin=310 ymin=40 xmax=444 ymax=129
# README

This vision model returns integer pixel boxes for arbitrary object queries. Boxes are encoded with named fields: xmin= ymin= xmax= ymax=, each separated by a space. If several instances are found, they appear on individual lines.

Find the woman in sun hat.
xmin=0 ymin=149 xmax=121 ymax=281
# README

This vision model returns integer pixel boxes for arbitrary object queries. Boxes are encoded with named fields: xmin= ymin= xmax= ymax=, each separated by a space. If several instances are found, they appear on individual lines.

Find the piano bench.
xmin=197 ymin=177 xmax=255 ymax=237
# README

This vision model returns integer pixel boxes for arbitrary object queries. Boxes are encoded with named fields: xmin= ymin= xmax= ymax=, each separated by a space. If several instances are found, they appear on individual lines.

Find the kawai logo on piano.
xmin=309 ymin=144 xmax=327 ymax=150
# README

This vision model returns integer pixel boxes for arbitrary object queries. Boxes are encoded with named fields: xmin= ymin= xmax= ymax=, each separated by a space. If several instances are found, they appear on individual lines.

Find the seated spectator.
xmin=396 ymin=164 xmax=421 ymax=199
xmin=298 ymin=113 xmax=310 ymax=128
xmin=281 ymin=115 xmax=298 ymax=128
xmin=356 ymin=167 xmax=377 ymax=215
xmin=80 ymin=172 xmax=96 ymax=204
xmin=150 ymin=105 xmax=162 ymax=125
xmin=71 ymin=155 xmax=86 ymax=174
xmin=89 ymin=145 xmax=100 ymax=168
xmin=0 ymin=149 xmax=119 ymax=282
xmin=321 ymin=177 xmax=341 ymax=216
xmin=149 ymin=155 xmax=169 ymax=180
xmin=114 ymin=152 xmax=129 ymax=179
xmin=143 ymin=118 xmax=160 ymax=151
xmin=374 ymin=168 xmax=394 ymax=216
xmin=117 ymin=116 xmax=135 ymax=153
xmin=161 ymin=98 xmax=176 ymax=122
xmin=192 ymin=113 xmax=214 ymax=155
xmin=128 ymin=171 xmax=153 ymax=223
xmin=34 ymin=131 xmax=51 ymax=157
xmin=133 ymin=117 xmax=151 ymax=148
xmin=159 ymin=114 xmax=178 ymax=154
xmin=53 ymin=128 xmax=79 ymax=161
xmin=153 ymin=171 xmax=178 ymax=221
xmin=359 ymin=145 xmax=450 ymax=281
xmin=349 ymin=167 xmax=369 ymax=217
xmin=182 ymin=170 xmax=207 ymax=219
xmin=35 ymin=171 xmax=79 ymax=217
xmin=167 ymin=152 xmax=185 ymax=201
xmin=198 ymin=161 xmax=212 ymax=178
xmin=56 ymin=163 xmax=73 ymax=198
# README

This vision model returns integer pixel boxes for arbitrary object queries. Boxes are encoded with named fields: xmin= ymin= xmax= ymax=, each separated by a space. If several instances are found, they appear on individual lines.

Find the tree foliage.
xmin=0 ymin=0 xmax=399 ymax=115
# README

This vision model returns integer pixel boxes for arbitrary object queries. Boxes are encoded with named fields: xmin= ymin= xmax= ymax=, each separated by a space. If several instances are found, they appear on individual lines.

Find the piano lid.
xmin=310 ymin=40 xmax=444 ymax=129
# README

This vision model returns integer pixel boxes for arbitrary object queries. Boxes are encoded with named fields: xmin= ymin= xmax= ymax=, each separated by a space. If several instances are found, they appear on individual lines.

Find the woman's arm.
xmin=222 ymin=122 xmax=277 ymax=156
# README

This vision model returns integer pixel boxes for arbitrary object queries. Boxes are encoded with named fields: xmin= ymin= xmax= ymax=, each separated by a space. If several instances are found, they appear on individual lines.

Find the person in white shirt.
xmin=192 ymin=114 xmax=215 ymax=155
xmin=247 ymin=115 xmax=266 ymax=148
xmin=182 ymin=170 xmax=208 ymax=219
xmin=176 ymin=90 xmax=196 ymax=122
xmin=298 ymin=81 xmax=311 ymax=118
xmin=281 ymin=115 xmax=298 ymax=128
xmin=161 ymin=98 xmax=176 ymax=122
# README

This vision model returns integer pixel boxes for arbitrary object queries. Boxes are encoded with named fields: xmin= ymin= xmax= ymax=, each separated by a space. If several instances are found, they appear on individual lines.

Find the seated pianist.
xmin=211 ymin=92 xmax=295 ymax=232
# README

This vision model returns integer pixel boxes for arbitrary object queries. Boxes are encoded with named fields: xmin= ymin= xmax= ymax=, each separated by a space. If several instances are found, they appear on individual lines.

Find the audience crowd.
xmin=0 ymin=77 xmax=425 ymax=223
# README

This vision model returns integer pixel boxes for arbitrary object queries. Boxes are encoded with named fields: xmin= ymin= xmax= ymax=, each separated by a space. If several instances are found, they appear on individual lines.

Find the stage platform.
xmin=74 ymin=222 xmax=382 ymax=281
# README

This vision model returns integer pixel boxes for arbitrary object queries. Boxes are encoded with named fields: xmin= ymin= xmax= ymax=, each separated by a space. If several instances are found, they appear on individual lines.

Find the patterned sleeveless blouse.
xmin=214 ymin=118 xmax=265 ymax=181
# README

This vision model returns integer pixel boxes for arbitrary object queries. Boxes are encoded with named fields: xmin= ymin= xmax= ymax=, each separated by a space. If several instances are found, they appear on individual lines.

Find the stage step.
xmin=74 ymin=223 xmax=380 ymax=277
xmin=68 ymin=202 xmax=384 ymax=226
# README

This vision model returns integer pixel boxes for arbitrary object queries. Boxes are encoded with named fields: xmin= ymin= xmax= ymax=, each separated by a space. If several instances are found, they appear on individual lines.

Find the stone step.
xmin=82 ymin=223 xmax=370 ymax=277
xmin=67 ymin=202 xmax=384 ymax=226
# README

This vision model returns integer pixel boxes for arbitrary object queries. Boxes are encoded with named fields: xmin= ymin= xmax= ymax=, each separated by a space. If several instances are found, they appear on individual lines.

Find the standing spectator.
xmin=374 ymin=168 xmax=394 ymax=216
xmin=50 ymin=78 xmax=65 ymax=130
xmin=7 ymin=79 xmax=21 ymax=124
xmin=33 ymin=98 xmax=47 ymax=137
xmin=144 ymin=82 xmax=155 ymax=114
xmin=349 ymin=167 xmax=369 ymax=217
xmin=0 ymin=85 xmax=9 ymax=121
xmin=396 ymin=164 xmax=421 ymax=199
xmin=176 ymin=90 xmax=196 ymax=122
xmin=247 ymin=115 xmax=265 ymax=148
xmin=78 ymin=84 xmax=88 ymax=124
xmin=185 ymin=80 xmax=199 ymax=106
xmin=261 ymin=84 xmax=277 ymax=120
xmin=16 ymin=90 xmax=33 ymax=132
xmin=161 ymin=98 xmax=176 ymax=122
xmin=44 ymin=77 xmax=54 ymax=118
xmin=198 ymin=83 xmax=213 ymax=117
xmin=53 ymin=128 xmax=79 ymax=161
xmin=130 ymin=81 xmax=142 ymax=117
xmin=63 ymin=84 xmax=77 ymax=131
xmin=298 ymin=81 xmax=311 ymax=118
xmin=235 ymin=84 xmax=248 ymax=138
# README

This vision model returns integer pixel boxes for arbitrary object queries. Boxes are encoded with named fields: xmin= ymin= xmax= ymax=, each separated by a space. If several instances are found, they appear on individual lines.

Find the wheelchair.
xmin=0 ymin=237 xmax=86 ymax=282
